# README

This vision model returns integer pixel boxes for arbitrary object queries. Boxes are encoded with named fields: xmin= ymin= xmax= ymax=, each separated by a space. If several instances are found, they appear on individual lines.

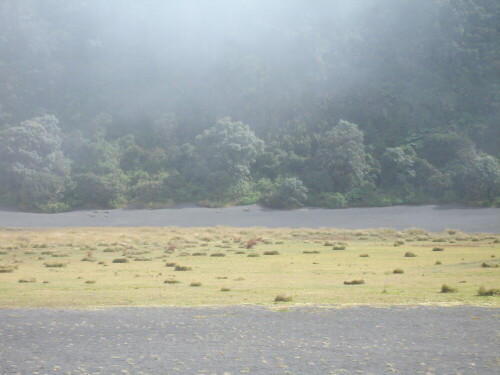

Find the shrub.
xmin=477 ymin=286 xmax=500 ymax=296
xmin=81 ymin=257 xmax=95 ymax=262
xmin=235 ymin=250 xmax=246 ymax=254
xmin=263 ymin=250 xmax=280 ymax=255
xmin=441 ymin=284 xmax=457 ymax=293
xmin=324 ymin=241 xmax=333 ymax=246
xmin=432 ymin=247 xmax=444 ymax=251
xmin=393 ymin=240 xmax=405 ymax=246
xmin=85 ymin=280 xmax=96 ymax=284
xmin=344 ymin=280 xmax=365 ymax=285
xmin=210 ymin=253 xmax=226 ymax=257
xmin=247 ymin=253 xmax=260 ymax=257
xmin=174 ymin=265 xmax=192 ymax=271
xmin=303 ymin=250 xmax=320 ymax=254
xmin=404 ymin=252 xmax=417 ymax=257
xmin=359 ymin=254 xmax=369 ymax=257
xmin=314 ymin=192 xmax=346 ymax=208
xmin=435 ymin=260 xmax=442 ymax=265
xmin=112 ymin=258 xmax=128 ymax=263
xmin=192 ymin=252 xmax=207 ymax=256
xmin=165 ymin=262 xmax=176 ymax=267
xmin=44 ymin=262 xmax=66 ymax=267
xmin=0 ymin=266 xmax=15 ymax=273
xmin=333 ymin=245 xmax=346 ymax=250
xmin=220 ymin=287 xmax=231 ymax=292
xmin=190 ymin=282 xmax=202 ymax=287
xmin=393 ymin=268 xmax=404 ymax=274
xmin=274 ymin=294 xmax=293 ymax=302
xmin=164 ymin=279 xmax=180 ymax=284
xmin=432 ymin=238 xmax=446 ymax=242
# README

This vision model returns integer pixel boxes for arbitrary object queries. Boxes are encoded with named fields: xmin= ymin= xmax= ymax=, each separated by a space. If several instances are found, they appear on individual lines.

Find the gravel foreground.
xmin=0 ymin=306 xmax=498 ymax=375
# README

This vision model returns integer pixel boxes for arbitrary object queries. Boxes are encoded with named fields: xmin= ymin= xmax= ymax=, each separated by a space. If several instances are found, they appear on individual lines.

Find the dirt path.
xmin=0 ymin=306 xmax=498 ymax=374
xmin=0 ymin=204 xmax=498 ymax=232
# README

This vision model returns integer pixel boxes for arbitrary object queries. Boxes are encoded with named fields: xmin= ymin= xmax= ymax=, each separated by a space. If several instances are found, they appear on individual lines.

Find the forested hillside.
xmin=0 ymin=0 xmax=498 ymax=211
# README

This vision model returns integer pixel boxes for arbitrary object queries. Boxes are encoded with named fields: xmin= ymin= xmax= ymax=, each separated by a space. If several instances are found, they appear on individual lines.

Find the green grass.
xmin=0 ymin=226 xmax=498 ymax=308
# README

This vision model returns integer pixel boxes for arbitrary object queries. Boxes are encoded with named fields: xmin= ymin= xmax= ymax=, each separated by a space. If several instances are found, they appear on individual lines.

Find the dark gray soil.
xmin=0 ymin=306 xmax=498 ymax=375
xmin=0 ymin=204 xmax=498 ymax=232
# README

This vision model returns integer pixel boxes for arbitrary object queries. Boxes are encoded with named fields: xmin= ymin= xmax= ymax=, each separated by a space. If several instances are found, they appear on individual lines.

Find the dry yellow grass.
xmin=0 ymin=226 xmax=498 ymax=308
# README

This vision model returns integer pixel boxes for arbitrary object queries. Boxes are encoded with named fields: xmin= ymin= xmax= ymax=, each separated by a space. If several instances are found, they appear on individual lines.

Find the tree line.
xmin=0 ymin=0 xmax=498 ymax=211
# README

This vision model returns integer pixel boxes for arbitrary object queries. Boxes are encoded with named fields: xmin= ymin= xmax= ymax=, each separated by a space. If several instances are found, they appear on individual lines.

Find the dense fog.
xmin=0 ymin=0 xmax=498 ymax=211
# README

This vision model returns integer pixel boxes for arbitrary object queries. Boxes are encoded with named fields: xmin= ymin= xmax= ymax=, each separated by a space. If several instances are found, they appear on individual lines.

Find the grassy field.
xmin=0 ymin=226 xmax=498 ymax=308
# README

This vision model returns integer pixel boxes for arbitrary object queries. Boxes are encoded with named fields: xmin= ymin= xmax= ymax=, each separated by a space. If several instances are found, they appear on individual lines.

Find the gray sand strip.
xmin=0 ymin=204 xmax=498 ymax=232
xmin=0 ymin=306 xmax=498 ymax=374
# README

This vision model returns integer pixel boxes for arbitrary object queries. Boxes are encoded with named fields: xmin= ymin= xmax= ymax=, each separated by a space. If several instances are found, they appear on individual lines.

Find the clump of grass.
xmin=134 ymin=257 xmax=152 ymax=261
xmin=18 ymin=278 xmax=36 ymax=283
xmin=165 ymin=262 xmax=177 ymax=267
xmin=493 ymin=239 xmax=499 ymax=244
xmin=333 ymin=245 xmax=346 ymax=250
xmin=103 ymin=247 xmax=120 ymax=252
xmin=0 ymin=265 xmax=16 ymax=273
xmin=192 ymin=252 xmax=207 ymax=256
xmin=264 ymin=250 xmax=280 ymax=255
xmin=344 ymin=280 xmax=365 ymax=285
xmin=210 ymin=253 xmax=226 ymax=257
xmin=247 ymin=253 xmax=260 ymax=257
xmin=112 ymin=258 xmax=128 ymax=263
xmin=41 ymin=251 xmax=53 ymax=255
xmin=220 ymin=287 xmax=231 ymax=292
xmin=477 ymin=286 xmax=500 ymax=296
xmin=404 ymin=251 xmax=417 ymax=257
xmin=359 ymin=254 xmax=369 ymax=257
xmin=435 ymin=260 xmax=442 ymax=265
xmin=246 ymin=238 xmax=258 ymax=249
xmin=303 ymin=250 xmax=320 ymax=254
xmin=274 ymin=294 xmax=293 ymax=302
xmin=432 ymin=238 xmax=446 ymax=242
xmin=44 ymin=262 xmax=66 ymax=267
xmin=481 ymin=262 xmax=498 ymax=268
xmin=324 ymin=241 xmax=333 ymax=246
xmin=81 ymin=257 xmax=95 ymax=262
xmin=190 ymin=282 xmax=202 ymax=287
xmin=164 ymin=279 xmax=180 ymax=284
xmin=51 ymin=253 xmax=68 ymax=257
xmin=174 ymin=265 xmax=192 ymax=271
xmin=393 ymin=240 xmax=405 ymax=246
xmin=432 ymin=247 xmax=444 ymax=252
xmin=393 ymin=268 xmax=404 ymax=274
xmin=235 ymin=250 xmax=246 ymax=254
xmin=85 ymin=280 xmax=96 ymax=284
xmin=0 ymin=250 xmax=8 ymax=255
xmin=441 ymin=284 xmax=457 ymax=293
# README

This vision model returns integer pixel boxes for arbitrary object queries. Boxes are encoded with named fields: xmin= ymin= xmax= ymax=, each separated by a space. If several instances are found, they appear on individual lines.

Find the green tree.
xmin=316 ymin=120 xmax=369 ymax=193
xmin=0 ymin=114 xmax=70 ymax=210
xmin=261 ymin=177 xmax=308 ymax=209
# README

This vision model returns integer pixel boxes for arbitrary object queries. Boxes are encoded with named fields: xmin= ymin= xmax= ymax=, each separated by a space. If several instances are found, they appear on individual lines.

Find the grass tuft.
xmin=477 ymin=286 xmax=500 ymax=296
xmin=344 ymin=279 xmax=365 ymax=285
xmin=274 ymin=294 xmax=293 ymax=302
xmin=174 ymin=265 xmax=192 ymax=271
xmin=263 ymin=250 xmax=280 ymax=255
xmin=404 ymin=251 xmax=417 ymax=257
xmin=441 ymin=284 xmax=457 ymax=293
xmin=112 ymin=258 xmax=128 ymax=263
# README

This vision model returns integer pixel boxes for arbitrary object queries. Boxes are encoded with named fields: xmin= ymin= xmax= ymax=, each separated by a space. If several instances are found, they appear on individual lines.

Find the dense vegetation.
xmin=0 ymin=0 xmax=498 ymax=211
